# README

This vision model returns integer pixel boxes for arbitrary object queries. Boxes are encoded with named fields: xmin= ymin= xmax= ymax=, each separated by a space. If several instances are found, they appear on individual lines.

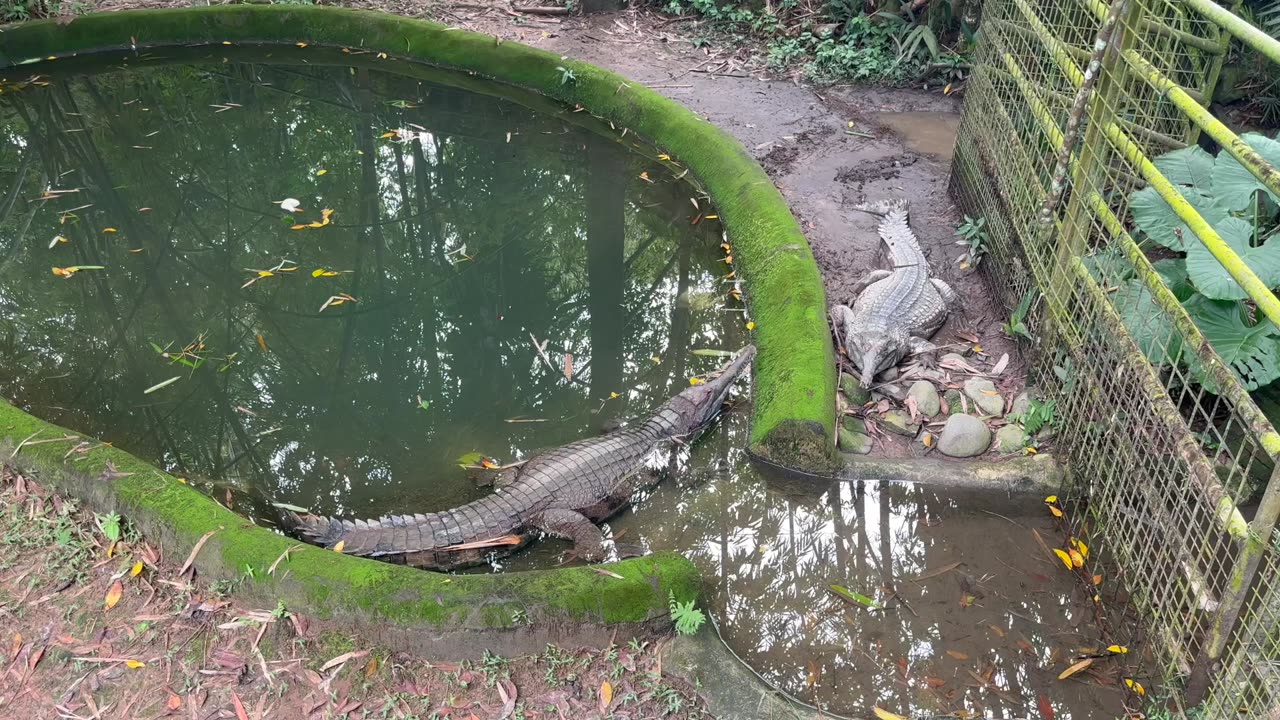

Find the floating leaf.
xmin=130 ymin=561 xmax=143 ymax=577
xmin=143 ymin=376 xmax=181 ymax=394
xmin=332 ymin=540 xmax=345 ymax=553
xmin=746 ymin=321 xmax=756 ymax=330
xmin=1052 ymin=549 xmax=1073 ymax=570
xmin=828 ymin=584 xmax=882 ymax=610
xmin=638 ymin=172 xmax=652 ymax=183
xmin=105 ymin=580 xmax=123 ymax=609
xmin=316 ymin=169 xmax=327 ymax=176
xmin=688 ymin=377 xmax=705 ymax=386
xmin=102 ymin=227 xmax=118 ymax=233
xmin=873 ymin=708 xmax=908 ymax=720
xmin=609 ymin=392 xmax=620 ymax=399
xmin=564 ymin=353 xmax=573 ymax=380
xmin=279 ymin=198 xmax=301 ymax=212
xmin=48 ymin=235 xmax=68 ymax=249
xmin=1058 ymin=658 xmax=1094 ymax=680
xmin=256 ymin=334 xmax=267 ymax=352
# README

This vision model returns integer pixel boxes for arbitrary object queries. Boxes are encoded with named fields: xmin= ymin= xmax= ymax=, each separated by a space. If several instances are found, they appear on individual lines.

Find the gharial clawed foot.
xmin=907 ymin=336 xmax=940 ymax=370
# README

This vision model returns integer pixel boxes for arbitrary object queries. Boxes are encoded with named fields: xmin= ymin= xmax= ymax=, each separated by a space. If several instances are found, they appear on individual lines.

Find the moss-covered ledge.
xmin=0 ymin=4 xmax=836 ymax=468
xmin=0 ymin=399 xmax=697 ymax=656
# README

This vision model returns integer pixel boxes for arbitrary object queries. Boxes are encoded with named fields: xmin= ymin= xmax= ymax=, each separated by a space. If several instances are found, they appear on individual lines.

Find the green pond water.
xmin=0 ymin=48 xmax=1132 ymax=717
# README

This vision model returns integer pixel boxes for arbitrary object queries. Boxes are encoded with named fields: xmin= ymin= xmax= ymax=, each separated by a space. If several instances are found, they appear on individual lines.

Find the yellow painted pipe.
xmin=1122 ymin=49 xmax=1280 ymax=210
xmin=1184 ymin=0 xmax=1280 ymax=66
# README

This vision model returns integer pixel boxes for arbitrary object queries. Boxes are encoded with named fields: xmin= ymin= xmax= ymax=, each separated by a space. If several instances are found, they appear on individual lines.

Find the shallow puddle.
xmin=0 ymin=48 xmax=1123 ymax=717
xmin=872 ymin=111 xmax=962 ymax=162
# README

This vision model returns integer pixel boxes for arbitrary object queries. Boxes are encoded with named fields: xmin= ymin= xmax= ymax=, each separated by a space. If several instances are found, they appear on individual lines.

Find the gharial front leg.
xmin=906 ymin=336 xmax=941 ymax=369
xmin=534 ymin=508 xmax=605 ymax=562
xmin=849 ymin=269 xmax=894 ymax=302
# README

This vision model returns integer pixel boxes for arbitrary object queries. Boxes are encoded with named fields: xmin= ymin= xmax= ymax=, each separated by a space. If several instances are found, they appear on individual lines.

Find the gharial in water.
xmin=831 ymin=199 xmax=955 ymax=387
xmin=281 ymin=345 xmax=755 ymax=570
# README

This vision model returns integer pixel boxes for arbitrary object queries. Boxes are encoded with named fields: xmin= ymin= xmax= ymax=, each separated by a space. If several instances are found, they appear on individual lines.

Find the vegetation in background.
xmin=1219 ymin=0 xmax=1280 ymax=127
xmin=659 ymin=0 xmax=978 ymax=87
xmin=1108 ymin=135 xmax=1280 ymax=392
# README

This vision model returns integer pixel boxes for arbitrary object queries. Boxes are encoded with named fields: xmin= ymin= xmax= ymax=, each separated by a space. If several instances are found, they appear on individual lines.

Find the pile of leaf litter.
xmin=0 ymin=465 xmax=710 ymax=719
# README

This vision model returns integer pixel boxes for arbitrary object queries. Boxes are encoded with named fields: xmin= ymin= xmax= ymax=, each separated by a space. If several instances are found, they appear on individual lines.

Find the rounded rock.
xmin=963 ymin=378 xmax=1006 ymax=416
xmin=938 ymin=414 xmax=992 ymax=457
xmin=907 ymin=380 xmax=941 ymax=417
xmin=994 ymin=423 xmax=1027 ymax=453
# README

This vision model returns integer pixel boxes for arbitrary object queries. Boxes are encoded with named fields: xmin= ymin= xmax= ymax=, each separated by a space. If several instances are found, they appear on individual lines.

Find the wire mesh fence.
xmin=951 ymin=0 xmax=1280 ymax=713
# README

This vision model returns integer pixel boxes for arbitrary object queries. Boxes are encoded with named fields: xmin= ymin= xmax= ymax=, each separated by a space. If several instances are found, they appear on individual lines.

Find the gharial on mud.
xmin=831 ymin=199 xmax=956 ymax=386
xmin=283 ymin=345 xmax=756 ymax=570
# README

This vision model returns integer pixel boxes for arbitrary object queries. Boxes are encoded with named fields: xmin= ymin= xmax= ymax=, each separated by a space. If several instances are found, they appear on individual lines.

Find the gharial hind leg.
xmin=931 ymin=278 xmax=958 ymax=308
xmin=907 ymin=336 xmax=941 ymax=369
xmin=848 ymin=269 xmax=893 ymax=303
xmin=534 ymin=509 xmax=605 ymax=562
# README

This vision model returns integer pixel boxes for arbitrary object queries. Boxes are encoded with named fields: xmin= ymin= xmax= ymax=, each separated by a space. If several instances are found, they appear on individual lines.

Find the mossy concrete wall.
xmin=0 ymin=4 xmax=836 ymax=468
xmin=0 ymin=399 xmax=697 ymax=655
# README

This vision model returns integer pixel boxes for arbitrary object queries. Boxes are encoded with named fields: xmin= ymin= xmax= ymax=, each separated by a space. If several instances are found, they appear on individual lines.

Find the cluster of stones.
xmin=838 ymin=352 xmax=1047 ymax=459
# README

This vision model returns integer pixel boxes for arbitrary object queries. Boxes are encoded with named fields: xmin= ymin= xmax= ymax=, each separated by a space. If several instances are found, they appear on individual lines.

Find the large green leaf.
xmin=1185 ymin=216 xmax=1280 ymax=300
xmin=1183 ymin=295 xmax=1280 ymax=390
xmin=1082 ymin=246 xmax=1135 ymax=284
xmin=1210 ymin=132 xmax=1280 ymax=212
xmin=1112 ymin=279 xmax=1182 ymax=366
xmin=1129 ymin=185 xmax=1230 ymax=251
xmin=1153 ymin=258 xmax=1195 ymax=301
xmin=1155 ymin=145 xmax=1216 ymax=190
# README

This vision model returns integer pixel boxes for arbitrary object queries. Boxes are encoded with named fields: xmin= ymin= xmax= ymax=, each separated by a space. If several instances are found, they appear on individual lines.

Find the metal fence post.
xmin=1187 ymin=464 xmax=1280 ymax=705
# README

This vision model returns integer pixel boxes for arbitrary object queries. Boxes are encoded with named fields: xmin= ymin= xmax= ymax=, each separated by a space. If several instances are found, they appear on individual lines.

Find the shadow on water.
xmin=0 ymin=49 xmax=1123 ymax=717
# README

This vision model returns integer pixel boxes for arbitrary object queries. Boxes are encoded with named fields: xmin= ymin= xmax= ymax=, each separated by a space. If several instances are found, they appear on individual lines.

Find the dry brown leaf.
xmin=10 ymin=633 xmax=21 ymax=660
xmin=180 ymin=529 xmax=218 ymax=576
xmin=104 ymin=580 xmax=123 ymax=610
xmin=1058 ymin=658 xmax=1094 ymax=680
xmin=232 ymin=692 xmax=250 ymax=720
xmin=166 ymin=692 xmax=181 ymax=711
xmin=946 ymin=650 xmax=969 ymax=660
xmin=364 ymin=656 xmax=379 ymax=678
xmin=321 ymin=649 xmax=368 ymax=673
xmin=991 ymin=353 xmax=1009 ymax=376
xmin=564 ymin=353 xmax=573 ymax=381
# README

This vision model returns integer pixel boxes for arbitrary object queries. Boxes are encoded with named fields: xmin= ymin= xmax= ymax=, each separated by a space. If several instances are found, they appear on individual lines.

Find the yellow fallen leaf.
xmin=1052 ymin=549 xmax=1073 ymax=570
xmin=873 ymin=708 xmax=908 ymax=720
xmin=257 ymin=270 xmax=274 ymax=278
xmin=333 ymin=540 xmax=345 ymax=553
xmin=746 ymin=321 xmax=756 ymax=330
xmin=102 ymin=227 xmax=118 ymax=233
xmin=379 ymin=131 xmax=397 ymax=139
xmin=1025 ymin=446 xmax=1039 ymax=455
xmin=1093 ymin=573 xmax=1104 ymax=585
xmin=321 ymin=208 xmax=334 ymax=220
xmin=129 ymin=248 xmax=144 ymax=254
xmin=651 ymin=356 xmax=661 ymax=363
xmin=725 ymin=270 xmax=735 ymax=279
xmin=609 ymin=392 xmax=620 ymax=399
xmin=723 ymin=256 xmax=733 ymax=264
xmin=316 ymin=169 xmax=327 ymax=176
xmin=658 ymin=154 xmax=670 ymax=160
xmin=705 ymin=214 xmax=718 ymax=219
xmin=721 ymin=243 xmax=731 ymax=251
xmin=296 ymin=42 xmax=308 ymax=48
xmin=922 ymin=432 xmax=934 ymax=448
xmin=1045 ymin=495 xmax=1058 ymax=503
xmin=689 ymin=377 xmax=705 ymax=386
xmin=600 ymin=680 xmax=613 ymax=711
xmin=1077 ymin=539 xmax=1089 ymax=558
xmin=639 ymin=172 xmax=652 ymax=183
xmin=944 ymin=83 xmax=953 ymax=95
xmin=126 ymin=659 xmax=145 ymax=669
xmin=290 ymin=224 xmax=307 ymax=230
xmin=256 ymin=334 xmax=268 ymax=352
xmin=1125 ymin=678 xmax=1145 ymax=695
xmin=1107 ymin=644 xmax=1128 ymax=654
xmin=130 ymin=561 xmax=143 ymax=577
xmin=1047 ymin=504 xmax=1063 ymax=517
xmin=105 ymin=580 xmax=123 ymax=609
xmin=1058 ymin=658 xmax=1093 ymax=680
xmin=307 ymin=221 xmax=325 ymax=228
xmin=1068 ymin=549 xmax=1084 ymax=567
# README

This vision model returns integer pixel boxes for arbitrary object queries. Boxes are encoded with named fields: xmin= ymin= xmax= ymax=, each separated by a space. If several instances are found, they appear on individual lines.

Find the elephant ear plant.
xmin=1094 ymin=132 xmax=1280 ymax=393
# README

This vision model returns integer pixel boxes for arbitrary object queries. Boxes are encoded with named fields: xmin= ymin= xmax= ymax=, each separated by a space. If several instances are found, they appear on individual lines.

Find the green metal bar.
xmin=1078 ymin=0 xmax=1225 ymax=53
xmin=1120 ymin=49 xmax=1280 ymax=206
xmin=1184 ymin=0 xmax=1280 ymax=65
xmin=1103 ymin=122 xmax=1280 ymax=330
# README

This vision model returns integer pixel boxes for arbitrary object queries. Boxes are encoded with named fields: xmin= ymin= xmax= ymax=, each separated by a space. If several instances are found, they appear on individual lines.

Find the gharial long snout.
xmin=682 ymin=344 xmax=756 ymax=428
